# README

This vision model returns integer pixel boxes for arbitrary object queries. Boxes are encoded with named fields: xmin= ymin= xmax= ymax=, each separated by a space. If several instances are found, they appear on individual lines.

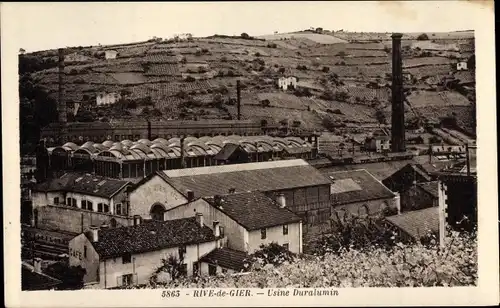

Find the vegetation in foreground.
xmin=121 ymin=229 xmax=477 ymax=289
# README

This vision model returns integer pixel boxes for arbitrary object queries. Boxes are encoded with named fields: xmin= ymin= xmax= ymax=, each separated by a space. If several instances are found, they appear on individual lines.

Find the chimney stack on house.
xmin=213 ymin=221 xmax=220 ymax=237
xmin=187 ymin=190 xmax=195 ymax=201
xmin=133 ymin=215 xmax=142 ymax=226
xmin=390 ymin=33 xmax=406 ymax=153
xmin=276 ymin=193 xmax=286 ymax=208
xmin=33 ymin=257 xmax=42 ymax=274
xmin=236 ymin=80 xmax=241 ymax=121
xmin=89 ymin=226 xmax=99 ymax=242
xmin=195 ymin=212 xmax=204 ymax=227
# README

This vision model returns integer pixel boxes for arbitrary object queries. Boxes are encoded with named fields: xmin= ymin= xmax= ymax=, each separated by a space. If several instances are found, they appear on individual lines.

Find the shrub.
xmin=240 ymin=32 xmax=250 ymax=39
xmin=227 ymin=70 xmax=235 ymax=77
xmin=336 ymin=51 xmax=346 ymax=57
xmin=220 ymin=56 xmax=228 ymax=62
xmin=185 ymin=76 xmax=196 ymax=82
xmin=201 ymin=48 xmax=209 ymax=54
xmin=267 ymin=42 xmax=277 ymax=48
xmin=74 ymin=78 xmax=85 ymax=84
xmin=297 ymin=65 xmax=308 ymax=71
xmin=198 ymin=66 xmax=207 ymax=73
xmin=417 ymin=33 xmax=429 ymax=40
xmin=254 ymin=52 xmax=261 ymax=57
xmin=278 ymin=67 xmax=286 ymax=74
xmin=260 ymin=99 xmax=271 ymax=107
xmin=69 ymin=69 xmax=78 ymax=75
xmin=322 ymin=66 xmax=330 ymax=73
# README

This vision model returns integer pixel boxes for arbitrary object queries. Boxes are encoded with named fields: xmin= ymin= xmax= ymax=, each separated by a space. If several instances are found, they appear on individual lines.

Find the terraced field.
xmin=22 ymin=30 xmax=475 ymax=134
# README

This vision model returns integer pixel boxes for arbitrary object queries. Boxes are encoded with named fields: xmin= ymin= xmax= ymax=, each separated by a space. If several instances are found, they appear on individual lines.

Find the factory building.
xmin=44 ymin=135 xmax=319 ymax=180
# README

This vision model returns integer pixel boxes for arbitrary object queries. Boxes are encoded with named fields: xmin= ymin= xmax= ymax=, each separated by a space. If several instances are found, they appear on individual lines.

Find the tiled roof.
xmin=417 ymin=181 xmax=439 ymax=199
xmin=199 ymin=247 xmax=249 ymax=272
xmin=22 ymin=263 xmax=62 ymax=291
xmin=160 ymin=160 xmax=331 ymax=198
xmin=92 ymin=217 xmax=218 ymax=259
xmin=204 ymin=191 xmax=302 ymax=230
xmin=385 ymin=207 xmax=439 ymax=240
xmin=326 ymin=169 xmax=396 ymax=205
xmin=33 ymin=172 xmax=130 ymax=198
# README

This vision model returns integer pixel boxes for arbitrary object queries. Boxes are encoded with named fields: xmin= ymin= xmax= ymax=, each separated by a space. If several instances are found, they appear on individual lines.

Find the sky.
xmin=1 ymin=1 xmax=487 ymax=52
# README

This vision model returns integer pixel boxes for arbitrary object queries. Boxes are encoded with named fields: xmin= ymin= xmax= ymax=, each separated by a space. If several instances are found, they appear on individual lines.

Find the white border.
xmin=2 ymin=1 xmax=498 ymax=307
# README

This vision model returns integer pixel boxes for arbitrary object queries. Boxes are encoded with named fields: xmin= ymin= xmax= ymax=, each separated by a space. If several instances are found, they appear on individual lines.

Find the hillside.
xmin=19 ymin=30 xmax=476 ymax=136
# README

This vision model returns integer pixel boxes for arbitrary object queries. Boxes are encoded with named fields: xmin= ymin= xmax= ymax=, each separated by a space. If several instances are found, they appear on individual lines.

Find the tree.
xmin=417 ymin=33 xmax=429 ymax=41
xmin=150 ymin=254 xmax=187 ymax=285
xmin=322 ymin=66 xmax=330 ymax=73
xmin=240 ymin=32 xmax=251 ymax=39
xmin=45 ymin=262 xmax=86 ymax=290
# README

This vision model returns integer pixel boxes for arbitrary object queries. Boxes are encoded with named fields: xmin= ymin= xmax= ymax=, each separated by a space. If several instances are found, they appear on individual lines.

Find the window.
xmin=178 ymin=246 xmax=186 ymax=260
xmin=66 ymin=198 xmax=77 ymax=207
xmin=261 ymin=228 xmax=266 ymax=239
xmin=98 ymin=203 xmax=110 ymax=213
xmin=116 ymin=203 xmax=122 ymax=215
xmin=283 ymin=243 xmax=289 ymax=251
xmin=283 ymin=225 xmax=289 ymax=235
xmin=122 ymin=253 xmax=131 ymax=264
xmin=122 ymin=274 xmax=133 ymax=286
xmin=54 ymin=197 xmax=60 ymax=204
xmin=219 ymin=226 xmax=225 ymax=237
xmin=208 ymin=264 xmax=217 ymax=276
xmin=84 ymin=246 xmax=87 ymax=258
xmin=114 ymin=135 xmax=120 ymax=141
xmin=193 ymin=262 xmax=199 ymax=276
xmin=81 ymin=200 xmax=94 ymax=211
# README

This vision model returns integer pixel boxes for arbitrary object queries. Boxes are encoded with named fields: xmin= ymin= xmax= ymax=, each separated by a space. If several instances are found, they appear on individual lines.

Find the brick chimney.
xmin=276 ymin=193 xmax=286 ymax=208
xmin=391 ymin=33 xmax=406 ymax=153
xmin=195 ymin=212 xmax=204 ymax=227
xmin=187 ymin=190 xmax=195 ymax=201
xmin=58 ymin=48 xmax=67 ymax=143
xmin=213 ymin=221 xmax=220 ymax=237
xmin=236 ymin=80 xmax=241 ymax=120
xmin=89 ymin=226 xmax=99 ymax=242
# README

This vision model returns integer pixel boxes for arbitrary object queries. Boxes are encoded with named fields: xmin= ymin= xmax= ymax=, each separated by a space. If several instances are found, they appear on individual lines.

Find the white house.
xmin=68 ymin=215 xmax=223 ymax=288
xmin=165 ymin=191 xmax=303 ymax=255
xmin=96 ymin=92 xmax=121 ymax=106
xmin=104 ymin=50 xmax=118 ymax=60
xmin=364 ymin=136 xmax=391 ymax=153
xmin=32 ymin=173 xmax=132 ymax=233
xmin=278 ymin=76 xmax=297 ymax=91
xmin=456 ymin=61 xmax=468 ymax=71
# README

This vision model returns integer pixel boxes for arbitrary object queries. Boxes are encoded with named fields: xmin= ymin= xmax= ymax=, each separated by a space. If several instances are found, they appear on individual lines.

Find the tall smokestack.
xmin=236 ymin=80 xmax=241 ymax=120
xmin=391 ymin=33 xmax=405 ymax=153
xmin=58 ymin=48 xmax=67 ymax=143
xmin=180 ymin=136 xmax=186 ymax=169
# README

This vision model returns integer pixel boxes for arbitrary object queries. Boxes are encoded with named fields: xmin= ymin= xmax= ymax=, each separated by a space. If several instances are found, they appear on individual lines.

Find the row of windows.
xmin=54 ymin=197 xmax=120 ymax=214
xmin=260 ymin=224 xmax=289 ymax=240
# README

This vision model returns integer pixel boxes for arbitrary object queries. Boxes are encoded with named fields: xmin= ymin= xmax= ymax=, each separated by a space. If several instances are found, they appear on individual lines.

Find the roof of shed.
xmin=385 ymin=207 xmax=439 ymax=240
xmin=199 ymin=247 xmax=249 ymax=272
xmin=159 ymin=159 xmax=331 ymax=198
xmin=204 ymin=191 xmax=302 ymax=230
xmin=326 ymin=169 xmax=396 ymax=205
xmin=92 ymin=217 xmax=218 ymax=259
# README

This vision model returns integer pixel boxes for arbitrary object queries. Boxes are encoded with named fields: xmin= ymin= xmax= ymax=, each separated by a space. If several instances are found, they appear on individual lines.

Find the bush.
xmin=278 ymin=67 xmax=286 ymax=74
xmin=297 ymin=65 xmax=307 ymax=71
xmin=336 ymin=51 xmax=346 ymax=57
xmin=260 ymin=99 xmax=271 ymax=108
xmin=240 ymin=32 xmax=251 ymax=39
xmin=267 ymin=42 xmax=277 ymax=48
xmin=185 ymin=76 xmax=196 ymax=82
xmin=69 ymin=69 xmax=78 ymax=75
xmin=322 ymin=66 xmax=330 ymax=73
xmin=417 ymin=33 xmax=429 ymax=40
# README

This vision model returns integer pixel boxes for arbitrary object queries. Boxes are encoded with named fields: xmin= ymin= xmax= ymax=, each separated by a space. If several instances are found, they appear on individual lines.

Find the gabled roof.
xmin=385 ymin=207 xmax=439 ymax=240
xmin=91 ymin=217 xmax=218 ymax=259
xmin=326 ymin=169 xmax=396 ymax=205
xmin=159 ymin=159 xmax=331 ymax=198
xmin=34 ymin=172 xmax=130 ymax=199
xmin=213 ymin=143 xmax=243 ymax=161
xmin=417 ymin=181 xmax=439 ymax=199
xmin=204 ymin=191 xmax=302 ymax=230
xmin=199 ymin=247 xmax=249 ymax=272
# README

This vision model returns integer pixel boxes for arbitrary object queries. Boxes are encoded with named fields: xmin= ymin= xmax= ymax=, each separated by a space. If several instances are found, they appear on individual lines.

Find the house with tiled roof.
xmin=32 ymin=172 xmax=133 ymax=233
xmin=326 ymin=169 xmax=399 ymax=218
xmin=382 ymin=163 xmax=439 ymax=193
xmin=165 ymin=191 xmax=303 ymax=254
xmin=129 ymin=159 xmax=332 ymax=226
xmin=199 ymin=247 xmax=249 ymax=276
xmin=68 ymin=215 xmax=223 ymax=288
